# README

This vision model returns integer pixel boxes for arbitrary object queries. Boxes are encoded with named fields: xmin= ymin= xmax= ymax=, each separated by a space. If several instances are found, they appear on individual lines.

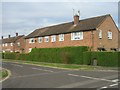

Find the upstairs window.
xmin=108 ymin=31 xmax=112 ymax=39
xmin=17 ymin=42 xmax=20 ymax=46
xmin=51 ymin=35 xmax=56 ymax=42
xmin=59 ymin=34 xmax=64 ymax=41
xmin=2 ymin=44 xmax=4 ymax=47
xmin=29 ymin=38 xmax=35 ymax=43
xmin=71 ymin=32 xmax=83 ymax=40
xmin=44 ymin=36 xmax=49 ymax=42
xmin=99 ymin=30 xmax=102 ymax=39
xmin=5 ymin=43 xmax=8 ymax=46
xmin=38 ymin=37 xmax=42 ymax=43
xmin=11 ymin=43 xmax=13 ymax=46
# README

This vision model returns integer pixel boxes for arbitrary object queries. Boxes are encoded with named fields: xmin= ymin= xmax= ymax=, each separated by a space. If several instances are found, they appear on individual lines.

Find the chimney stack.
xmin=1 ymin=36 xmax=3 ymax=39
xmin=73 ymin=10 xmax=80 ymax=25
xmin=74 ymin=15 xmax=79 ymax=25
xmin=16 ymin=33 xmax=18 ymax=36
xmin=8 ymin=35 xmax=10 ymax=38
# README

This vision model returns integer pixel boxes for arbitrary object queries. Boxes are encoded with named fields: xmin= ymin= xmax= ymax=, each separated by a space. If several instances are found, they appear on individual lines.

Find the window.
xmin=29 ymin=38 xmax=35 ymax=43
xmin=108 ymin=31 xmax=112 ymax=39
xmin=51 ymin=35 xmax=56 ymax=42
xmin=17 ymin=42 xmax=20 ymax=46
xmin=71 ymin=32 xmax=83 ymax=40
xmin=3 ymin=50 xmax=5 ymax=53
xmin=44 ymin=36 xmax=49 ymax=42
xmin=99 ymin=30 xmax=102 ymax=39
xmin=11 ymin=43 xmax=13 ymax=46
xmin=59 ymin=34 xmax=64 ymax=41
xmin=38 ymin=37 xmax=42 ymax=43
xmin=5 ymin=43 xmax=7 ymax=46
xmin=29 ymin=48 xmax=32 ymax=52
xmin=2 ymin=44 xmax=4 ymax=47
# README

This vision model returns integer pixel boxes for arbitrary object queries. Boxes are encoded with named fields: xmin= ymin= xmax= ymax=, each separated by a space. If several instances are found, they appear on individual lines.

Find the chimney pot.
xmin=16 ymin=33 xmax=18 ymax=36
xmin=74 ymin=15 xmax=79 ymax=25
xmin=1 ymin=36 xmax=3 ymax=39
xmin=8 ymin=35 xmax=10 ymax=38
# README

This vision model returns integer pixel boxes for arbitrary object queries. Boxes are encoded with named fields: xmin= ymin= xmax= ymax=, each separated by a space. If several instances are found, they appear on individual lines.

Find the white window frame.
xmin=17 ymin=42 xmax=20 ymax=46
xmin=71 ymin=32 xmax=83 ymax=40
xmin=2 ymin=44 xmax=4 ymax=47
xmin=29 ymin=48 xmax=32 ymax=52
xmin=44 ymin=36 xmax=49 ymax=42
xmin=99 ymin=30 xmax=102 ymax=39
xmin=108 ymin=31 xmax=112 ymax=39
xmin=38 ymin=37 xmax=42 ymax=43
xmin=11 ymin=43 xmax=13 ymax=46
xmin=51 ymin=35 xmax=56 ymax=42
xmin=29 ymin=38 xmax=35 ymax=43
xmin=5 ymin=43 xmax=8 ymax=46
xmin=59 ymin=34 xmax=64 ymax=41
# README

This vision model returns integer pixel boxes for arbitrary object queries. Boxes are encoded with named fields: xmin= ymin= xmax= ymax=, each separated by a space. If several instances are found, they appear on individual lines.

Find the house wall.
xmin=93 ymin=16 xmax=119 ymax=51
xmin=1 ymin=36 xmax=25 ymax=53
xmin=25 ymin=16 xmax=119 ymax=53
xmin=25 ymin=31 xmax=93 ymax=53
xmin=119 ymin=32 xmax=120 ymax=51
xmin=2 ymin=43 xmax=14 ymax=52
xmin=14 ymin=36 xmax=25 ymax=53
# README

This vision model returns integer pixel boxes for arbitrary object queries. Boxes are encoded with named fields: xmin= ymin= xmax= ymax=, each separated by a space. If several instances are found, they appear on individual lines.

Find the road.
xmin=2 ymin=62 xmax=119 ymax=89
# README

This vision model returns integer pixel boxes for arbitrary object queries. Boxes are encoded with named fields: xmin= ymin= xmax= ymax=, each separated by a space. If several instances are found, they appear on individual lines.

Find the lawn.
xmin=0 ymin=68 xmax=8 ymax=80
xmin=3 ymin=59 xmax=118 ymax=70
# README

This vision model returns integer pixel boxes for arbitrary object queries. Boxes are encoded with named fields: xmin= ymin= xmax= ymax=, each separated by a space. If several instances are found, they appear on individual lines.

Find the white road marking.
xmin=32 ymin=67 xmax=54 ymax=72
xmin=68 ymin=74 xmax=113 ymax=82
xmin=109 ymin=83 xmax=118 ymax=87
xmin=112 ymin=79 xmax=119 ymax=82
xmin=101 ymin=86 xmax=108 ymax=89
xmin=11 ymin=64 xmax=23 ymax=67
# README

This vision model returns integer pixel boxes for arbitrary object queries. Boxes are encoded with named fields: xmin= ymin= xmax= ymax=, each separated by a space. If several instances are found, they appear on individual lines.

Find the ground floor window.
xmin=97 ymin=48 xmax=106 ymax=51
xmin=29 ymin=48 xmax=32 ymax=52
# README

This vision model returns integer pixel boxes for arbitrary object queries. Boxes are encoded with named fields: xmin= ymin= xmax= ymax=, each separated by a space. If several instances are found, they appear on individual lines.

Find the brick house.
xmin=25 ymin=14 xmax=119 ymax=53
xmin=0 ymin=33 xmax=25 ymax=53
xmin=119 ymin=32 xmax=120 ymax=51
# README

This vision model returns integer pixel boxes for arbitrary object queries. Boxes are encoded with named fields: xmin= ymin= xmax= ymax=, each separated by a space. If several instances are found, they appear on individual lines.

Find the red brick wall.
xmin=14 ymin=36 xmax=25 ymax=53
xmin=25 ymin=31 xmax=93 ymax=53
xmin=2 ymin=43 xmax=14 ymax=52
xmin=2 ymin=36 xmax=25 ymax=53
xmin=93 ymin=16 xmax=119 ymax=51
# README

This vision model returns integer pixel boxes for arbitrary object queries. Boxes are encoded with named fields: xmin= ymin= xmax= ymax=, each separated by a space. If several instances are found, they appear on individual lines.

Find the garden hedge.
xmin=3 ymin=46 xmax=88 ymax=64
xmin=2 ymin=46 xmax=120 ymax=67
xmin=83 ymin=52 xmax=119 ymax=67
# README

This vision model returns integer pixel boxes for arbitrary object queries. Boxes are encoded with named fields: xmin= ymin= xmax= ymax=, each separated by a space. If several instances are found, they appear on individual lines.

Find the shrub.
xmin=3 ymin=46 xmax=88 ymax=64
xmin=83 ymin=52 xmax=119 ymax=67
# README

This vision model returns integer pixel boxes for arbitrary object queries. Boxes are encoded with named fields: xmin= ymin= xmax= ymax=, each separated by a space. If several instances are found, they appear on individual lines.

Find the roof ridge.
xmin=36 ymin=14 xmax=110 ymax=30
xmin=2 ymin=35 xmax=24 ymax=39
xmin=80 ymin=14 xmax=110 ymax=21
xmin=25 ymin=14 xmax=112 ymax=39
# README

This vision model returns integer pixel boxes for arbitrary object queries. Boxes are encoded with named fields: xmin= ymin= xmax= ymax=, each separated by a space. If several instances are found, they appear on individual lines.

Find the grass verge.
xmin=2 ymin=59 xmax=118 ymax=70
xmin=0 ymin=69 xmax=8 ymax=80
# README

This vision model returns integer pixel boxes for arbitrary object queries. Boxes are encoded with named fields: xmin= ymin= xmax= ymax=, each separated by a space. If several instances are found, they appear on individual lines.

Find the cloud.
xmin=1 ymin=2 xmax=119 ymax=38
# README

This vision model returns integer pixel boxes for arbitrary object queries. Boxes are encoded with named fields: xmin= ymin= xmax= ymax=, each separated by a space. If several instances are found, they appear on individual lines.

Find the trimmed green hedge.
xmin=3 ymin=46 xmax=88 ymax=64
xmin=2 ymin=46 xmax=119 ymax=67
xmin=83 ymin=52 xmax=119 ymax=67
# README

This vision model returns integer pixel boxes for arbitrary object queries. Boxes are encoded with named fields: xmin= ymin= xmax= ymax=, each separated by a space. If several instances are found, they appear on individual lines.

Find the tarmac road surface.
xmin=2 ymin=62 xmax=119 ymax=89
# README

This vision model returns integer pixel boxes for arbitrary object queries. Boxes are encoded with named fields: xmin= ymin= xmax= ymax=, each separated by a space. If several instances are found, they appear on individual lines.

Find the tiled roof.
xmin=1 ymin=35 xmax=24 ymax=43
xmin=25 ymin=14 xmax=110 ymax=39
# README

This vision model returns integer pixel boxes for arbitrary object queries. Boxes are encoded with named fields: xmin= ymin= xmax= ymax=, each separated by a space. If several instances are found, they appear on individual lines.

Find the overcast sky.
xmin=1 ymin=1 xmax=120 ymax=38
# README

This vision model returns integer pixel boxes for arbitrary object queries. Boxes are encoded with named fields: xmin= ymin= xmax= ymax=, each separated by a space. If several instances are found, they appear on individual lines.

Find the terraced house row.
xmin=1 ymin=14 xmax=120 ymax=53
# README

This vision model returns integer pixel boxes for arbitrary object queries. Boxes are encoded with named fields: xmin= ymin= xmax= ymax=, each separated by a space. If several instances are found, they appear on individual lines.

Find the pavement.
xmin=2 ymin=62 xmax=120 ymax=89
